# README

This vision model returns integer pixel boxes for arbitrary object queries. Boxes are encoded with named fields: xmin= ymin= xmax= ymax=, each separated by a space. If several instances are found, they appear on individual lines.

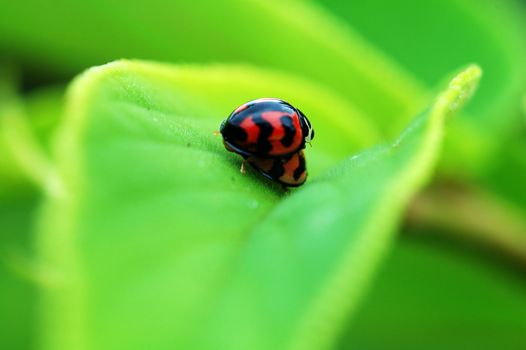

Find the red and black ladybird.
xmin=220 ymin=98 xmax=314 ymax=187
xmin=220 ymin=98 xmax=314 ymax=157
xmin=245 ymin=150 xmax=307 ymax=187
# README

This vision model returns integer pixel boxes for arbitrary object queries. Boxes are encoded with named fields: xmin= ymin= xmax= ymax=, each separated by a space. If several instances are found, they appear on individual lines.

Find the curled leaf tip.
xmin=444 ymin=64 xmax=482 ymax=114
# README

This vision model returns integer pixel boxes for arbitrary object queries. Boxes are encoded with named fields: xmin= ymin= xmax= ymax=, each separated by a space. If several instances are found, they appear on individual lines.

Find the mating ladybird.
xmin=245 ymin=150 xmax=307 ymax=187
xmin=220 ymin=98 xmax=314 ymax=187
xmin=220 ymin=98 xmax=314 ymax=157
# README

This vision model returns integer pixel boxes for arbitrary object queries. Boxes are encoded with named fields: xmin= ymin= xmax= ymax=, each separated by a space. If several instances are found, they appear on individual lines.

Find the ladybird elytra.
xmin=220 ymin=98 xmax=314 ymax=187
xmin=220 ymin=98 xmax=314 ymax=157
xmin=245 ymin=150 xmax=307 ymax=187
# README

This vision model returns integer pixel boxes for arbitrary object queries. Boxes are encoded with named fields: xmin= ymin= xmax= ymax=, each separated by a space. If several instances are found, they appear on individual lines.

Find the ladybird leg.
xmin=240 ymin=160 xmax=247 ymax=174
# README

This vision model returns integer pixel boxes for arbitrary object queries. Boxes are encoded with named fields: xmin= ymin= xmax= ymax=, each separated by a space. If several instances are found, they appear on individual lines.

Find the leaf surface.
xmin=38 ymin=61 xmax=480 ymax=350
xmin=341 ymin=236 xmax=526 ymax=350
xmin=0 ymin=0 xmax=427 ymax=133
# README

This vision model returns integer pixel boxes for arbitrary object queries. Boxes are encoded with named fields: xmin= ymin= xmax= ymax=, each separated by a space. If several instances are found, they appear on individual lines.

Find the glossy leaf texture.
xmin=37 ymin=61 xmax=480 ymax=350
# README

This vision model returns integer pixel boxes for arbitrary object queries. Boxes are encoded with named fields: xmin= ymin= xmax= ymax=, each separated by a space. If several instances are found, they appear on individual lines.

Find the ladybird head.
xmin=299 ymin=111 xmax=315 ymax=144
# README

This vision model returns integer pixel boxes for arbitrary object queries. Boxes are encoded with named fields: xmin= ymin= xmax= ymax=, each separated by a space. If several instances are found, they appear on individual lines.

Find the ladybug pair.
xmin=220 ymin=98 xmax=314 ymax=187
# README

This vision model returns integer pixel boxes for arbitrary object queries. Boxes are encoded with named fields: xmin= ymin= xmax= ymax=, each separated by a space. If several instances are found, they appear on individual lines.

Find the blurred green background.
xmin=1 ymin=0 xmax=526 ymax=349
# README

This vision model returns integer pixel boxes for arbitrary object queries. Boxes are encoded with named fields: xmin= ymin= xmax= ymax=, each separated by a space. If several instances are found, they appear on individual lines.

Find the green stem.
xmin=407 ymin=181 xmax=526 ymax=266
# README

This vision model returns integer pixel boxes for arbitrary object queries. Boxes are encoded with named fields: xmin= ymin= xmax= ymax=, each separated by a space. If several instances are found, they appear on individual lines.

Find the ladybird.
xmin=245 ymin=150 xmax=307 ymax=187
xmin=220 ymin=98 xmax=314 ymax=157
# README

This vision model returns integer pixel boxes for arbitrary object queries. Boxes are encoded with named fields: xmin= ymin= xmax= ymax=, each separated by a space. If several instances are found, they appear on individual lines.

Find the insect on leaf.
xmin=37 ymin=61 xmax=480 ymax=350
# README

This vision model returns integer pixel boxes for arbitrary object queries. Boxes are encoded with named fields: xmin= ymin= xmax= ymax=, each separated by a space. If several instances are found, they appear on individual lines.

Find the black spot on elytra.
xmin=293 ymin=153 xmax=306 ymax=180
xmin=252 ymin=114 xmax=273 ymax=154
xmin=221 ymin=123 xmax=248 ymax=143
xmin=280 ymin=115 xmax=296 ymax=148
xmin=268 ymin=157 xmax=286 ymax=179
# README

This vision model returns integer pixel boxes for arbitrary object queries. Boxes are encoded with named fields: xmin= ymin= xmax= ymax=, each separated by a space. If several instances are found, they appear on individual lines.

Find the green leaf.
xmin=317 ymin=0 xmax=526 ymax=173
xmin=0 ymin=187 xmax=40 ymax=350
xmin=431 ymin=95 xmax=526 ymax=250
xmin=317 ymin=0 xmax=526 ymax=131
xmin=0 ymin=84 xmax=63 ymax=350
xmin=0 ymin=100 xmax=58 ymax=193
xmin=0 ymin=69 xmax=63 ymax=191
xmin=0 ymin=64 xmax=25 ymax=190
xmin=37 ymin=61 xmax=479 ymax=350
xmin=341 ymin=236 xmax=526 ymax=350
xmin=478 ymin=131 xmax=526 ymax=228
xmin=0 ymin=0 xmax=427 ymax=133
xmin=23 ymin=87 xmax=65 ymax=156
